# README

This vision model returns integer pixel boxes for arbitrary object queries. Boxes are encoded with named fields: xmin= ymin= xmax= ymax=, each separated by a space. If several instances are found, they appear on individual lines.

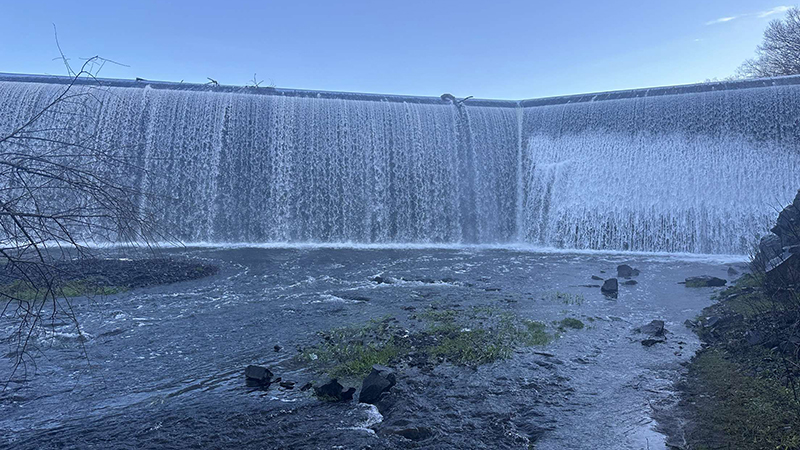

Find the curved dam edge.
xmin=3 ymin=71 xmax=800 ymax=106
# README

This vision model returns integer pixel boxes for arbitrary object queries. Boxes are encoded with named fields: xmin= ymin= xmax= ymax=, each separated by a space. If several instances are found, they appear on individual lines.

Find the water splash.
xmin=1 ymin=77 xmax=799 ymax=253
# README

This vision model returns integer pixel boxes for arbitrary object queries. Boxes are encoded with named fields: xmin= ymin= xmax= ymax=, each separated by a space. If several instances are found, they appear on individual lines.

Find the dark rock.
xmin=642 ymin=336 xmax=667 ymax=347
xmin=279 ymin=381 xmax=295 ymax=389
xmin=273 ymin=345 xmax=282 ymax=352
xmin=300 ymin=382 xmax=313 ymax=391
xmin=591 ymin=275 xmax=603 ymax=281
xmin=313 ymin=379 xmax=355 ymax=401
xmin=685 ymin=276 xmax=727 ymax=287
xmin=684 ymin=319 xmax=698 ymax=329
xmin=623 ymin=280 xmax=638 ymax=286
xmin=745 ymin=330 xmax=765 ymax=346
xmin=617 ymin=264 xmax=640 ymax=278
xmin=314 ymin=379 xmax=343 ymax=399
xmin=727 ymin=266 xmax=739 ymax=276
xmin=358 ymin=365 xmax=397 ymax=404
xmin=704 ymin=316 xmax=723 ymax=328
xmin=390 ymin=426 xmax=435 ymax=441
xmin=341 ymin=387 xmax=356 ymax=401
xmin=244 ymin=365 xmax=273 ymax=384
xmin=601 ymin=278 xmax=619 ymax=296
xmin=371 ymin=275 xmax=393 ymax=284
xmin=766 ymin=253 xmax=800 ymax=287
xmin=771 ymin=204 xmax=800 ymax=240
xmin=635 ymin=320 xmax=666 ymax=337
xmin=759 ymin=234 xmax=783 ymax=260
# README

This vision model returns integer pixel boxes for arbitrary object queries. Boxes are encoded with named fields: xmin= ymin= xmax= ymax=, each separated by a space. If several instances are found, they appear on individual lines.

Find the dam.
xmin=1 ymin=73 xmax=799 ymax=254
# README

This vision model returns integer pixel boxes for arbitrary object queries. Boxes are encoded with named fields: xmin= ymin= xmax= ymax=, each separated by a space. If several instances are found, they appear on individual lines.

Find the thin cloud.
xmin=705 ymin=16 xmax=738 ymax=26
xmin=705 ymin=5 xmax=794 ymax=26
xmin=758 ymin=6 xmax=792 ymax=18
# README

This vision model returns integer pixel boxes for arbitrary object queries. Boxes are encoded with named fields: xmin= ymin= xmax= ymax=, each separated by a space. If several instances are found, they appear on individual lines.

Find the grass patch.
xmin=684 ymin=349 xmax=800 ymax=450
xmin=558 ymin=317 xmax=585 ymax=331
xmin=0 ymin=279 xmax=127 ymax=301
xmin=543 ymin=291 xmax=584 ymax=305
xmin=299 ymin=306 xmax=552 ymax=379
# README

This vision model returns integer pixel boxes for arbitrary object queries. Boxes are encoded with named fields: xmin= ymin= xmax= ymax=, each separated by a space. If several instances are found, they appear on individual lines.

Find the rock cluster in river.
xmin=358 ymin=365 xmax=397 ymax=404
xmin=635 ymin=320 xmax=667 ymax=346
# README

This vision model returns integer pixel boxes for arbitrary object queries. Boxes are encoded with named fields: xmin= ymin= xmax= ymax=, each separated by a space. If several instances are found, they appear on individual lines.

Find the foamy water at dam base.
xmin=0 ymin=247 xmax=744 ymax=449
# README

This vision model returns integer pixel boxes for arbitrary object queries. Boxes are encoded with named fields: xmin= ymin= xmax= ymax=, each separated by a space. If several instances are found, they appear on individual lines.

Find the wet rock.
xmin=601 ymin=278 xmax=619 ymax=296
xmin=635 ymin=320 xmax=666 ymax=337
xmin=759 ymin=233 xmax=783 ymax=260
xmin=727 ymin=266 xmax=739 ymax=276
xmin=313 ymin=379 xmax=355 ymax=401
xmin=341 ymin=387 xmax=356 ymax=401
xmin=685 ymin=276 xmax=727 ymax=287
xmin=591 ymin=275 xmax=603 ymax=281
xmin=371 ymin=275 xmax=393 ymax=284
xmin=279 ymin=380 xmax=295 ymax=389
xmin=244 ymin=365 xmax=273 ymax=384
xmin=641 ymin=336 xmax=667 ymax=347
xmin=300 ymin=382 xmax=313 ymax=391
xmin=617 ymin=264 xmax=640 ymax=278
xmin=273 ymin=345 xmax=282 ymax=352
xmin=745 ymin=330 xmax=765 ymax=346
xmin=622 ymin=280 xmax=638 ymax=286
xmin=389 ymin=426 xmax=435 ymax=441
xmin=766 ymin=253 xmax=800 ymax=287
xmin=359 ymin=364 xmax=397 ymax=404
xmin=704 ymin=316 xmax=723 ymax=328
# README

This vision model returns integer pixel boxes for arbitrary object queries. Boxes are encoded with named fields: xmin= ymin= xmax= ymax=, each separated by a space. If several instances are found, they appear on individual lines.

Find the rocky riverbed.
xmin=0 ymin=247 xmax=745 ymax=449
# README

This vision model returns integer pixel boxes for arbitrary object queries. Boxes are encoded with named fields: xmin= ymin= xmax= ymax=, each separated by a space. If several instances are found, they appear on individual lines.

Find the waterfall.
xmin=1 ymin=74 xmax=799 ymax=254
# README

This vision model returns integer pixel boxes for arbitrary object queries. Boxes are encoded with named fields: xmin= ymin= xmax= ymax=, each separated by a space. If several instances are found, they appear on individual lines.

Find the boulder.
xmin=759 ymin=234 xmax=783 ymax=260
xmin=635 ymin=320 xmax=666 ymax=337
xmin=623 ymin=280 xmax=638 ymax=286
xmin=766 ymin=252 xmax=800 ymax=287
xmin=371 ymin=275 xmax=393 ymax=284
xmin=617 ymin=264 xmax=640 ymax=278
xmin=314 ymin=378 xmax=345 ymax=400
xmin=685 ymin=276 xmax=727 ymax=287
xmin=358 ymin=364 xmax=397 ymax=404
xmin=727 ymin=266 xmax=739 ymax=276
xmin=601 ymin=278 xmax=619 ymax=296
xmin=244 ymin=365 xmax=273 ymax=384
xmin=771 ymin=205 xmax=800 ymax=241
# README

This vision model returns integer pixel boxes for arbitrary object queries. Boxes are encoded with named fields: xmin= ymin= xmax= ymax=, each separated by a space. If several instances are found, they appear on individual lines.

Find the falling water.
xmin=0 ymin=74 xmax=799 ymax=253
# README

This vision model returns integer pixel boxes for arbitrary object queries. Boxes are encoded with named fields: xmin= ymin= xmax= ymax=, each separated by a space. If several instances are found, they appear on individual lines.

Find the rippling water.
xmin=0 ymin=247 xmax=742 ymax=449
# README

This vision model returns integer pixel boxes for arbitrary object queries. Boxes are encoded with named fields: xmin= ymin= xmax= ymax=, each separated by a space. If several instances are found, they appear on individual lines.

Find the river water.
xmin=0 ymin=247 xmax=742 ymax=449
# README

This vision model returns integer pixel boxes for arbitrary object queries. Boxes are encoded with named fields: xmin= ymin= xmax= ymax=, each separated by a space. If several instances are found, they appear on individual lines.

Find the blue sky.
xmin=1 ymin=1 xmax=795 ymax=99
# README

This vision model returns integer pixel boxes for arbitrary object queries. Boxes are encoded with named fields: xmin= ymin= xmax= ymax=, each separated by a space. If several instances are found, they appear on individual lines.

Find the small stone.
xmin=273 ymin=345 xmax=282 ymax=352
xmin=623 ymin=280 xmax=638 ymax=286
xmin=642 ymin=336 xmax=666 ymax=347
xmin=300 ymin=382 xmax=313 ymax=391
xmin=685 ymin=276 xmax=727 ymax=287
xmin=617 ymin=264 xmax=640 ymax=278
xmin=279 ymin=381 xmax=295 ymax=389
xmin=591 ymin=275 xmax=603 ymax=280
xmin=244 ymin=365 xmax=273 ymax=384
xmin=601 ymin=278 xmax=619 ymax=296
xmin=358 ymin=365 xmax=397 ymax=404
xmin=635 ymin=320 xmax=666 ymax=337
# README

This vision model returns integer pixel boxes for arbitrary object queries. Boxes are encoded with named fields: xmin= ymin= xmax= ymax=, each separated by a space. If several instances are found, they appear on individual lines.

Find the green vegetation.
xmin=683 ymin=349 xmax=800 ymax=450
xmin=558 ymin=317 xmax=585 ymax=331
xmin=0 ymin=279 xmax=126 ymax=301
xmin=680 ymin=272 xmax=800 ymax=449
xmin=300 ymin=306 xmax=552 ymax=379
xmin=543 ymin=291 xmax=584 ymax=305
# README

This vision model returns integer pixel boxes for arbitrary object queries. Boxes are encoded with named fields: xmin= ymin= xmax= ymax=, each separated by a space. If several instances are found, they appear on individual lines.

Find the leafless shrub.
xmin=738 ymin=7 xmax=800 ymax=78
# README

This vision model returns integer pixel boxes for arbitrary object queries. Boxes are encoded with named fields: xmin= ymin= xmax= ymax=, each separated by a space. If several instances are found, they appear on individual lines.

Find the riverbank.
xmin=666 ymin=274 xmax=800 ymax=449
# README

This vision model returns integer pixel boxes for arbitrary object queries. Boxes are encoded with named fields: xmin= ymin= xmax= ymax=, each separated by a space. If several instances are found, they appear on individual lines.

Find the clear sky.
xmin=1 ymin=1 xmax=795 ymax=99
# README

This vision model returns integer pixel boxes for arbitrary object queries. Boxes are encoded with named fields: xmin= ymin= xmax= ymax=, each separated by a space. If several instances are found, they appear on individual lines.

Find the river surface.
xmin=0 ymin=247 xmax=743 ymax=449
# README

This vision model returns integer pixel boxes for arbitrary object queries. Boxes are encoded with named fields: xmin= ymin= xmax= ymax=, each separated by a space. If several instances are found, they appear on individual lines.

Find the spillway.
xmin=1 ymin=73 xmax=799 ymax=254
